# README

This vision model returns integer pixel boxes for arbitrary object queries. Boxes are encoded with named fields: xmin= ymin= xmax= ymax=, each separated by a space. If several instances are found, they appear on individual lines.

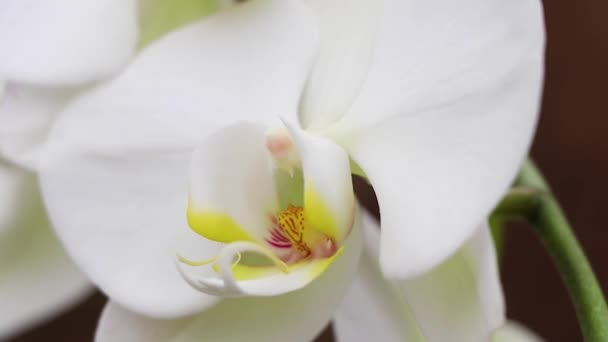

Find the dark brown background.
xmin=10 ymin=0 xmax=608 ymax=341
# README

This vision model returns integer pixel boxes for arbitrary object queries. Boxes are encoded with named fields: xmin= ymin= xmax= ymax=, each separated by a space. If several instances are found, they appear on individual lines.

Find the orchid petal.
xmin=0 ymin=0 xmax=137 ymax=85
xmin=334 ymin=212 xmax=425 ymax=342
xmin=334 ymin=213 xmax=505 ymax=341
xmin=42 ymin=149 xmax=222 ymax=318
xmin=39 ymin=0 xmax=317 ymax=318
xmin=299 ymin=0 xmax=379 ymax=130
xmin=492 ymin=321 xmax=545 ymax=342
xmin=397 ymin=222 xmax=505 ymax=341
xmin=0 ymin=162 xmax=91 ymax=340
xmin=285 ymin=121 xmax=355 ymax=244
xmin=339 ymin=0 xmax=545 ymax=129
xmin=96 ymin=224 xmax=362 ymax=342
xmin=0 ymin=82 xmax=78 ymax=169
xmin=188 ymin=122 xmax=277 ymax=246
xmin=332 ymin=0 xmax=544 ymax=277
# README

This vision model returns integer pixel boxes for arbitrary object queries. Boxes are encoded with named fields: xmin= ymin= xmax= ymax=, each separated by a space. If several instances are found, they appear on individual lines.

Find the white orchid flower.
xmin=38 ymin=0 xmax=544 ymax=340
xmin=0 ymin=0 xmax=139 ymax=338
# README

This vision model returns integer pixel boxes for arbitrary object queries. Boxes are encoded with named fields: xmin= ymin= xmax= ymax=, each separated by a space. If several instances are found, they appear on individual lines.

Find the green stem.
xmin=506 ymin=160 xmax=608 ymax=341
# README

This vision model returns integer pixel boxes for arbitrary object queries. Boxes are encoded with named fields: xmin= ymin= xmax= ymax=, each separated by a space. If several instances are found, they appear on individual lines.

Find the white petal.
xmin=285 ymin=121 xmax=355 ymax=243
xmin=0 ymin=162 xmax=92 ymax=340
xmin=0 ymin=0 xmax=137 ymax=85
xmin=492 ymin=321 xmax=545 ymax=342
xmin=335 ymin=214 xmax=505 ymax=342
xmin=340 ymin=0 xmax=545 ymax=128
xmin=40 ymin=0 xmax=318 ymax=318
xmin=397 ymin=223 xmax=505 ymax=341
xmin=0 ymin=82 xmax=78 ymax=169
xmin=96 ymin=225 xmax=362 ymax=342
xmin=188 ymin=122 xmax=278 ymax=245
xmin=334 ymin=0 xmax=545 ymax=277
xmin=299 ymin=0 xmax=379 ymax=130
xmin=41 ymin=149 xmax=222 ymax=318
xmin=333 ymin=212 xmax=425 ymax=342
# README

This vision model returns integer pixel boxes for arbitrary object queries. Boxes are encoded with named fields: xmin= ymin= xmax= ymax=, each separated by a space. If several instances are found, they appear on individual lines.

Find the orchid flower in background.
xmin=37 ymin=0 xmax=544 ymax=341
xmin=0 ymin=0 xmax=139 ymax=338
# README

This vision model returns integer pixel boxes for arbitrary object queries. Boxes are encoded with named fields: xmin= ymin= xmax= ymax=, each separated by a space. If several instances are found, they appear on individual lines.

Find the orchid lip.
xmin=179 ymin=121 xmax=356 ymax=297
xmin=178 ymin=203 xmax=339 ymax=278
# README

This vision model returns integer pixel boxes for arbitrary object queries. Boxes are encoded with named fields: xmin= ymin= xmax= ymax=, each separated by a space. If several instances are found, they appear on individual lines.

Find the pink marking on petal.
xmin=281 ymin=250 xmax=304 ymax=264
xmin=266 ymin=226 xmax=293 ymax=249
xmin=267 ymin=240 xmax=293 ymax=249
xmin=271 ymin=230 xmax=290 ymax=242
xmin=311 ymin=239 xmax=338 ymax=259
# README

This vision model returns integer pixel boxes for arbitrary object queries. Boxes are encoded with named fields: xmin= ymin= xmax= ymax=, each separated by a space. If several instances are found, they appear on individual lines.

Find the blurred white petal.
xmin=0 ymin=162 xmax=92 ymax=340
xmin=0 ymin=0 xmax=138 ymax=85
